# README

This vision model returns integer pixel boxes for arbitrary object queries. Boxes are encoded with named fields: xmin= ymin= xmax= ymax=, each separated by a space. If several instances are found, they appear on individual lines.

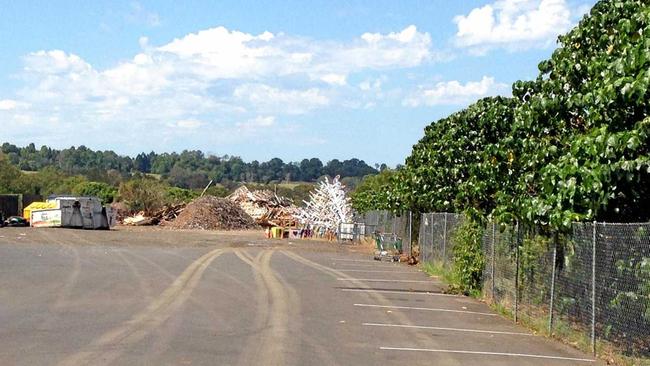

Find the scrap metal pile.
xmin=295 ymin=176 xmax=352 ymax=230
xmin=227 ymin=186 xmax=299 ymax=227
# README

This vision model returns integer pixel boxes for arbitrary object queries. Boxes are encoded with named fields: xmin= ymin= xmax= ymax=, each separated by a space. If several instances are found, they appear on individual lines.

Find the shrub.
xmin=117 ymin=178 xmax=167 ymax=214
xmin=72 ymin=181 xmax=117 ymax=204
xmin=165 ymin=187 xmax=198 ymax=204
xmin=451 ymin=217 xmax=485 ymax=294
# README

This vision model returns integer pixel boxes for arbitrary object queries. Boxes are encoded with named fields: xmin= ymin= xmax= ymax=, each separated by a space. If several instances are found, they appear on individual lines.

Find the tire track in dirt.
xmin=115 ymin=250 xmax=154 ymax=302
xmin=38 ymin=230 xmax=82 ymax=310
xmin=272 ymin=262 xmax=339 ymax=366
xmin=56 ymin=248 xmax=227 ymax=366
xmin=234 ymin=249 xmax=296 ymax=366
xmin=281 ymin=251 xmax=440 ymax=351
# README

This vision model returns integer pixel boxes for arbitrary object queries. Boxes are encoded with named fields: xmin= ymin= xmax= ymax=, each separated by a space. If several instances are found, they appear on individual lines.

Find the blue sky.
xmin=0 ymin=0 xmax=595 ymax=165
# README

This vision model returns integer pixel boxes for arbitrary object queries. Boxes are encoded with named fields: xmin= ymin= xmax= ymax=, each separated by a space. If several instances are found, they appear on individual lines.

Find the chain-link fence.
xmin=353 ymin=210 xmax=413 ymax=255
xmin=420 ymin=214 xmax=650 ymax=358
xmin=418 ymin=213 xmax=463 ymax=267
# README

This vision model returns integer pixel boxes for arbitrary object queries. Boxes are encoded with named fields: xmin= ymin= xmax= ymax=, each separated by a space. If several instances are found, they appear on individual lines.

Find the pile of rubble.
xmin=228 ymin=186 xmax=299 ymax=227
xmin=167 ymin=196 xmax=256 ymax=230
xmin=123 ymin=203 xmax=185 ymax=226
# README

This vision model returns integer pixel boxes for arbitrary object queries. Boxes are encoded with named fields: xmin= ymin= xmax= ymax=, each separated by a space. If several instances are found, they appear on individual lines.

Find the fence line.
xmin=355 ymin=210 xmax=649 ymax=358
xmin=416 ymin=212 xmax=649 ymax=359
xmin=352 ymin=210 xmax=412 ymax=255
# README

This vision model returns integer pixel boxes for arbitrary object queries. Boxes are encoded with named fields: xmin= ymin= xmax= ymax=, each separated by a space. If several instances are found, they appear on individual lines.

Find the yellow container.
xmin=271 ymin=227 xmax=283 ymax=239
xmin=23 ymin=201 xmax=57 ymax=221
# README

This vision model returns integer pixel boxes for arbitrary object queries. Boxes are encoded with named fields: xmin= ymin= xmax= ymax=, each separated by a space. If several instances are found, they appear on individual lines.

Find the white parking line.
xmin=337 ymin=278 xmax=436 ymax=283
xmin=329 ymin=258 xmax=374 ymax=262
xmin=339 ymin=269 xmax=421 ymax=273
xmin=341 ymin=289 xmax=459 ymax=297
xmin=364 ymin=323 xmax=532 ymax=336
xmin=353 ymin=303 xmax=497 ymax=316
xmin=332 ymin=263 xmax=398 ymax=268
xmin=379 ymin=347 xmax=595 ymax=362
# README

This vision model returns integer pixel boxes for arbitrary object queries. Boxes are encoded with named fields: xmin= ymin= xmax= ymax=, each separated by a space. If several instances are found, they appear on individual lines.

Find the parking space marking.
xmin=364 ymin=323 xmax=532 ymax=336
xmin=338 ymin=278 xmax=437 ymax=284
xmin=379 ymin=347 xmax=595 ymax=362
xmin=354 ymin=303 xmax=497 ymax=316
xmin=341 ymin=289 xmax=459 ymax=297
xmin=332 ymin=263 xmax=399 ymax=268
xmin=329 ymin=258 xmax=376 ymax=262
xmin=339 ymin=269 xmax=422 ymax=273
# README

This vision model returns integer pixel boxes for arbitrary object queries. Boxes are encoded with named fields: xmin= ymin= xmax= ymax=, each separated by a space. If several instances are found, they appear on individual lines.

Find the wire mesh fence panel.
xmin=431 ymin=213 xmax=447 ymax=264
xmin=392 ymin=212 xmax=410 ymax=255
xmin=356 ymin=211 xmax=379 ymax=237
xmin=422 ymin=213 xmax=430 ymax=262
xmin=516 ymin=228 xmax=555 ymax=326
xmin=373 ymin=210 xmax=649 ymax=358
xmin=354 ymin=210 xmax=414 ymax=255
xmin=418 ymin=213 xmax=425 ymax=260
xmin=552 ymin=223 xmax=595 ymax=338
xmin=491 ymin=224 xmax=518 ymax=313
xmin=594 ymin=223 xmax=650 ymax=358
xmin=482 ymin=222 xmax=495 ymax=302
xmin=444 ymin=213 xmax=463 ymax=264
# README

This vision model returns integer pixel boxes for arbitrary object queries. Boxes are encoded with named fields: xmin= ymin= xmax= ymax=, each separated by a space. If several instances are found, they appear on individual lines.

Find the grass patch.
xmin=276 ymin=181 xmax=314 ymax=189
xmin=422 ymin=261 xmax=648 ymax=365
xmin=486 ymin=300 xmax=649 ymax=366
xmin=420 ymin=260 xmax=481 ymax=297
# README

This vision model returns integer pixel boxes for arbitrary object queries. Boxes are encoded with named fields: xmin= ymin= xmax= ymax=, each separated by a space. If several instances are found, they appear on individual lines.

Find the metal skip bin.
xmin=30 ymin=196 xmax=115 ymax=230
xmin=30 ymin=209 xmax=63 ymax=228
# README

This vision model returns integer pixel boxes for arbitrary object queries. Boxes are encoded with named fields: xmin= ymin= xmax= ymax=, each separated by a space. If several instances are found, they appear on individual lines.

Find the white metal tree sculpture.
xmin=295 ymin=176 xmax=352 ymax=230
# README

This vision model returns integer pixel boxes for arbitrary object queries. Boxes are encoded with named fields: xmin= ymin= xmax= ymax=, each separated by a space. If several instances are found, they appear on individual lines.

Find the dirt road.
xmin=0 ymin=227 xmax=598 ymax=365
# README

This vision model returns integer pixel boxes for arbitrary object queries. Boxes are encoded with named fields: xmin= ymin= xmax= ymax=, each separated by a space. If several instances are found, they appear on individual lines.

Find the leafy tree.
xmin=351 ymin=169 xmax=401 ymax=213
xmin=117 ymin=178 xmax=167 ymax=214
xmin=0 ymin=153 xmax=22 ymax=193
xmin=165 ymin=187 xmax=198 ymax=204
xmin=510 ymin=0 xmax=650 ymax=227
xmin=72 ymin=181 xmax=117 ymax=204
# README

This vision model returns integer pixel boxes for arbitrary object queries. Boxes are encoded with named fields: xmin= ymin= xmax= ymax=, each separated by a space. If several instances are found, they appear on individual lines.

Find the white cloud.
xmin=236 ymin=115 xmax=276 ymax=131
xmin=174 ymin=119 xmax=204 ymax=129
xmin=403 ymin=76 xmax=508 ymax=107
xmin=320 ymin=73 xmax=347 ymax=86
xmin=127 ymin=2 xmax=161 ymax=27
xmin=234 ymin=84 xmax=329 ymax=114
xmin=454 ymin=0 xmax=572 ymax=52
xmin=0 ymin=99 xmax=18 ymax=110
xmin=2 ymin=25 xmax=441 ymax=150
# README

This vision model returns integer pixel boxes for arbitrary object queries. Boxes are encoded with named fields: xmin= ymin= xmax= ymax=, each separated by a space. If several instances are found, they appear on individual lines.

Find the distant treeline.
xmin=1 ymin=143 xmax=383 ymax=189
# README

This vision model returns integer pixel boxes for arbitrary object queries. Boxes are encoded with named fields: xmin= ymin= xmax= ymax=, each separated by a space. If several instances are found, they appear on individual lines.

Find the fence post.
xmin=418 ymin=213 xmax=423 ymax=257
xmin=549 ymin=233 xmax=558 ymax=334
xmin=429 ymin=212 xmax=433 ymax=260
xmin=514 ymin=221 xmax=519 ymax=323
xmin=407 ymin=211 xmax=412 ymax=256
xmin=443 ymin=213 xmax=448 ymax=266
xmin=491 ymin=221 xmax=496 ymax=302
xmin=591 ymin=221 xmax=597 ymax=355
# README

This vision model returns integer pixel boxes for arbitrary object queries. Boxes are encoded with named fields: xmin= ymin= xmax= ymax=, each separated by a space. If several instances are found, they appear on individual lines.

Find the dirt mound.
xmin=167 ymin=196 xmax=257 ymax=230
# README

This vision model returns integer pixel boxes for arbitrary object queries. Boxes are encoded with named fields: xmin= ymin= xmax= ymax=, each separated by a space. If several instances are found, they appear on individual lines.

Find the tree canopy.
xmin=353 ymin=0 xmax=650 ymax=229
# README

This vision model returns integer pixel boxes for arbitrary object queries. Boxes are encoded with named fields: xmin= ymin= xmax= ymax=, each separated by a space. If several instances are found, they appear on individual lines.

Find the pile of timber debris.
xmin=228 ymin=186 xmax=299 ymax=227
xmin=167 ymin=196 xmax=256 ymax=230
xmin=122 ymin=203 xmax=185 ymax=226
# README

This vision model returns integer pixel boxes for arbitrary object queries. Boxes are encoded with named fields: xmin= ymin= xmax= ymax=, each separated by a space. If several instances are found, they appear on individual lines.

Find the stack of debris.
xmin=122 ymin=203 xmax=185 ymax=226
xmin=228 ymin=186 xmax=299 ymax=227
xmin=168 ymin=196 xmax=256 ymax=230
xmin=295 ymin=176 xmax=352 ymax=230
